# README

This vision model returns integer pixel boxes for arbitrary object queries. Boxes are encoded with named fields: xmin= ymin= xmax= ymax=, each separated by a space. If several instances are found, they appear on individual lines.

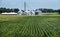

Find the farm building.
xmin=1 ymin=12 xmax=17 ymax=15
xmin=17 ymin=1 xmax=42 ymax=15
xmin=35 ymin=10 xmax=42 ymax=15
xmin=17 ymin=10 xmax=42 ymax=15
xmin=1 ymin=10 xmax=42 ymax=15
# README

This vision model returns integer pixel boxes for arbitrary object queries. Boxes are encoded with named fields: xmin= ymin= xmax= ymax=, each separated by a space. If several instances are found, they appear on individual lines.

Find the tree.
xmin=14 ymin=8 xmax=19 ymax=13
xmin=38 ymin=8 xmax=57 ymax=13
xmin=57 ymin=9 xmax=60 ymax=14
xmin=0 ymin=8 xmax=4 ymax=13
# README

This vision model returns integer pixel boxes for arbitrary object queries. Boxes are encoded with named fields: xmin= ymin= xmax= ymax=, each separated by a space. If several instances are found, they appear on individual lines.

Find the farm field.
xmin=0 ymin=15 xmax=60 ymax=37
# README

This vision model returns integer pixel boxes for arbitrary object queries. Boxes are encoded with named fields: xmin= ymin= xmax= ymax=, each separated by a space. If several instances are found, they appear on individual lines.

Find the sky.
xmin=0 ymin=0 xmax=60 ymax=10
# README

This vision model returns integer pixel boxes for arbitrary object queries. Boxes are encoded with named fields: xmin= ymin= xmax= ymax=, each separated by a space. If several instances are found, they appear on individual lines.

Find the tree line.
xmin=0 ymin=8 xmax=19 ymax=13
xmin=0 ymin=7 xmax=60 ymax=14
xmin=36 ymin=8 xmax=60 ymax=14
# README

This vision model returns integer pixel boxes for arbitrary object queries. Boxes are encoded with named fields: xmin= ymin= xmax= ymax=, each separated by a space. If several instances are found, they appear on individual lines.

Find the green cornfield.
xmin=0 ymin=15 xmax=60 ymax=37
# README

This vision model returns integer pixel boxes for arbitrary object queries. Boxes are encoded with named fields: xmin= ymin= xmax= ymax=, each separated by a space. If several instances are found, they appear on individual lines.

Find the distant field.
xmin=0 ymin=15 xmax=60 ymax=37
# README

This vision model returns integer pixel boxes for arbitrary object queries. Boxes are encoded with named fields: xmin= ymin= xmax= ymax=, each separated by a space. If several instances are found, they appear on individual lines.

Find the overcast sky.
xmin=0 ymin=0 xmax=60 ymax=10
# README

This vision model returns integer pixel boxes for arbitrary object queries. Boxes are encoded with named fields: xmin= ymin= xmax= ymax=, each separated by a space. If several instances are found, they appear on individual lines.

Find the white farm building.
xmin=1 ymin=12 xmax=17 ymax=15
xmin=17 ymin=1 xmax=42 ymax=16
xmin=17 ymin=10 xmax=42 ymax=15
xmin=1 ymin=10 xmax=42 ymax=15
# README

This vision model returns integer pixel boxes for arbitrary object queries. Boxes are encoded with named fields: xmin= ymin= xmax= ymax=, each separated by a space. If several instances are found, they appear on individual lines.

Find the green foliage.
xmin=0 ymin=16 xmax=60 ymax=37
xmin=57 ymin=9 xmax=60 ymax=14
xmin=0 ymin=8 xmax=19 ymax=13
xmin=14 ymin=8 xmax=19 ymax=13
xmin=36 ymin=8 xmax=59 ymax=13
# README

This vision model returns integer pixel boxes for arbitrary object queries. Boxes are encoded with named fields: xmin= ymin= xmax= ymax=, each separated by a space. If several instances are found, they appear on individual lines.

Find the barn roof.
xmin=1 ymin=12 xmax=17 ymax=15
